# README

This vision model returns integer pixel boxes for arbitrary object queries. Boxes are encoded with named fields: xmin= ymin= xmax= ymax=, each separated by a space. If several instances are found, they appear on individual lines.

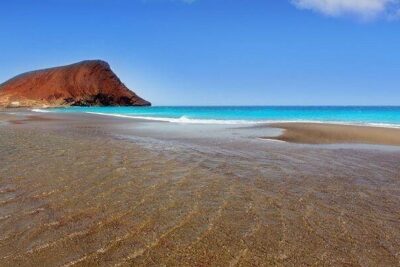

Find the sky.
xmin=0 ymin=0 xmax=400 ymax=106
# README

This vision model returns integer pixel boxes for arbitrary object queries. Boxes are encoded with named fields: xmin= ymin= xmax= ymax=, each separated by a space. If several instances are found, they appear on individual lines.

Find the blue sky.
xmin=1 ymin=0 xmax=399 ymax=105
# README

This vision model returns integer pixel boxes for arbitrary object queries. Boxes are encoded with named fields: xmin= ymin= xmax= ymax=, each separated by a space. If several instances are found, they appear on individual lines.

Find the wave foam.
xmin=31 ymin=109 xmax=52 ymax=113
xmin=85 ymin=112 xmax=400 ymax=128
xmin=86 ymin=112 xmax=263 ymax=125
xmin=30 ymin=109 xmax=400 ymax=128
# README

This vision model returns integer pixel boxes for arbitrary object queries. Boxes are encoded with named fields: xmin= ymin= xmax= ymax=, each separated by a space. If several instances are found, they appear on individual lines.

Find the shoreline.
xmin=1 ymin=109 xmax=400 ymax=265
xmin=29 ymin=107 xmax=400 ymax=129
xmin=2 ymin=109 xmax=400 ymax=146
xmin=268 ymin=122 xmax=400 ymax=146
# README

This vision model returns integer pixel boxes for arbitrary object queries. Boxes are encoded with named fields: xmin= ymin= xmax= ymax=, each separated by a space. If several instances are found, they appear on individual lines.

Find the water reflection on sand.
xmin=1 ymin=112 xmax=400 ymax=266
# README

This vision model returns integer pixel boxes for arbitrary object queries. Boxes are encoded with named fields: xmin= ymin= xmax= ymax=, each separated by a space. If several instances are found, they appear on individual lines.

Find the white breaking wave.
xmin=86 ymin=112 xmax=264 ymax=125
xmin=31 ymin=108 xmax=52 ymax=113
xmin=85 ymin=112 xmax=400 ymax=128
xmin=30 ymin=109 xmax=400 ymax=128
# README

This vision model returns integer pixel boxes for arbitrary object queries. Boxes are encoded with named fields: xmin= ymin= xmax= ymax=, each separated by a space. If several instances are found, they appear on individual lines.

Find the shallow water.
xmin=1 ymin=113 xmax=400 ymax=266
xmin=46 ymin=106 xmax=400 ymax=127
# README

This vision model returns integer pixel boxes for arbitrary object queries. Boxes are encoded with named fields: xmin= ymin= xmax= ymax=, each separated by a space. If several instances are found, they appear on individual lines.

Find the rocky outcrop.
xmin=0 ymin=60 xmax=151 ymax=107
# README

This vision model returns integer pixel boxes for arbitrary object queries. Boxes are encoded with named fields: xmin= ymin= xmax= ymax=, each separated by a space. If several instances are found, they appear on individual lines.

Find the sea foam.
xmin=31 ymin=107 xmax=400 ymax=128
xmin=31 ymin=109 xmax=52 ymax=113
xmin=86 ymin=112 xmax=263 ymax=125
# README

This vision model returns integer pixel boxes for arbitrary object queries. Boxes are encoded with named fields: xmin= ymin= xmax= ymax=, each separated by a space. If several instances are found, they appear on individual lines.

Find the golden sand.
xmin=1 ymin=112 xmax=400 ymax=266
xmin=269 ymin=122 xmax=400 ymax=145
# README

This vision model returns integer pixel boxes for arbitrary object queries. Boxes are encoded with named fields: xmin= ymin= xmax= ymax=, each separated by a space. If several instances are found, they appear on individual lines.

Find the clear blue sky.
xmin=1 ymin=0 xmax=399 ymax=105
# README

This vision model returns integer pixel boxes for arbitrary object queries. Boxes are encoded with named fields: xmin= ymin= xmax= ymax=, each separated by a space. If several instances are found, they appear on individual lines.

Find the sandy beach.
xmin=269 ymin=122 xmax=400 ymax=145
xmin=1 ymin=110 xmax=400 ymax=266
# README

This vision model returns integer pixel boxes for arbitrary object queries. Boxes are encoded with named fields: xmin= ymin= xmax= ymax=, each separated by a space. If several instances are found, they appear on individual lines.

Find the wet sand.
xmin=1 ymin=111 xmax=400 ymax=266
xmin=269 ymin=122 xmax=400 ymax=145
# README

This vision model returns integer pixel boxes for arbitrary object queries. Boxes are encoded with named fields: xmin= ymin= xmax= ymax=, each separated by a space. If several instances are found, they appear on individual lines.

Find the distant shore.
xmin=268 ymin=122 xmax=400 ymax=146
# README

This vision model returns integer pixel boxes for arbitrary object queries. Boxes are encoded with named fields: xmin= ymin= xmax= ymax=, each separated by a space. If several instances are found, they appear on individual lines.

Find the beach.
xmin=269 ymin=122 xmax=400 ymax=145
xmin=1 ymin=110 xmax=400 ymax=266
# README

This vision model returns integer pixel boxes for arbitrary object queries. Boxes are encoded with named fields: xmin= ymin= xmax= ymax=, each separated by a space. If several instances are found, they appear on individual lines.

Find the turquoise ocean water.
xmin=34 ymin=106 xmax=400 ymax=127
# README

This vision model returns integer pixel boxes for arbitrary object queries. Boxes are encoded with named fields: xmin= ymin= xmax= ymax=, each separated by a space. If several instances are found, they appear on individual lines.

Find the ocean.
xmin=34 ymin=106 xmax=400 ymax=127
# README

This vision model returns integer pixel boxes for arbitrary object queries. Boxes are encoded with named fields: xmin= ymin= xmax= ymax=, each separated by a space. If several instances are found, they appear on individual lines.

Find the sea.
xmin=33 ymin=106 xmax=400 ymax=128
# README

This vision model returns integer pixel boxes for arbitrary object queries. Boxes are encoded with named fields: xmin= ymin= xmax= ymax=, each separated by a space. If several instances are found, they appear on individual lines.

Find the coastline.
xmin=4 ymin=108 xmax=400 ymax=146
xmin=29 ymin=106 xmax=400 ymax=129
xmin=1 ymin=110 xmax=400 ymax=265
xmin=268 ymin=122 xmax=400 ymax=146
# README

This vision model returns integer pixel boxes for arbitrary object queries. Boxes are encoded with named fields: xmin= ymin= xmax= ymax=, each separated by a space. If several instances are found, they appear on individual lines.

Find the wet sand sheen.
xmin=1 ymin=111 xmax=400 ymax=266
xmin=269 ymin=122 xmax=400 ymax=145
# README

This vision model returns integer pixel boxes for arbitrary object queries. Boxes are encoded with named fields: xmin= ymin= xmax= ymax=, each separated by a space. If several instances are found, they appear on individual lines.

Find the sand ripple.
xmin=1 ymin=122 xmax=400 ymax=266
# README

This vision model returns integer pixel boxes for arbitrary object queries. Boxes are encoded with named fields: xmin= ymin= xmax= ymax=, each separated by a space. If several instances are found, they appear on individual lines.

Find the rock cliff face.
xmin=0 ymin=60 xmax=151 ymax=107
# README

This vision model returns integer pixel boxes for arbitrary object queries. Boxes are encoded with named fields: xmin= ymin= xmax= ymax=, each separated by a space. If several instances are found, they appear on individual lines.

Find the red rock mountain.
xmin=0 ymin=60 xmax=151 ymax=107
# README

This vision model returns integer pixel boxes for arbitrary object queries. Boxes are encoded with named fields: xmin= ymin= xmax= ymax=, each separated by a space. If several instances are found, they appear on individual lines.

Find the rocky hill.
xmin=0 ymin=60 xmax=151 ymax=107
